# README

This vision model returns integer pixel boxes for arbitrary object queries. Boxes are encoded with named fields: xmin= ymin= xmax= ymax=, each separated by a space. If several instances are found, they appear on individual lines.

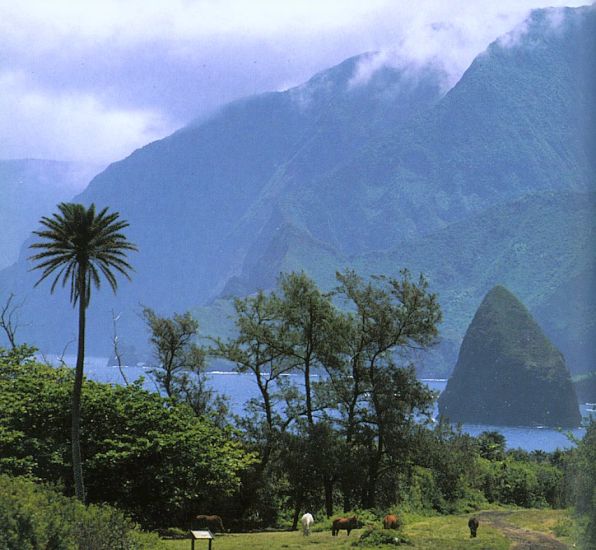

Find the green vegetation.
xmin=1 ymin=273 xmax=595 ymax=547
xmin=0 ymin=346 xmax=255 ymax=528
xmin=0 ymin=475 xmax=164 ymax=550
xmin=2 ymin=275 xmax=594 ymax=543
xmin=565 ymin=421 xmax=596 ymax=548
xmin=161 ymin=510 xmax=579 ymax=549
xmin=143 ymin=306 xmax=227 ymax=421
xmin=29 ymin=203 xmax=137 ymax=501
xmin=0 ymin=8 xmax=594 ymax=548
xmin=214 ymin=270 xmax=441 ymax=524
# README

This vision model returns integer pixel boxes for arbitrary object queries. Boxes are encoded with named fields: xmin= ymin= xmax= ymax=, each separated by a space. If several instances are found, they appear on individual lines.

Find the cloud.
xmin=348 ymin=1 xmax=588 ymax=91
xmin=0 ymin=72 xmax=174 ymax=164
xmin=0 ymin=0 xmax=589 ymax=164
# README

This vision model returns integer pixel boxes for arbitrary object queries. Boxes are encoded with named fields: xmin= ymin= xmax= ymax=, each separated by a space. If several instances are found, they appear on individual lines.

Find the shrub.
xmin=0 ymin=356 xmax=256 ymax=528
xmin=446 ymin=487 xmax=488 ymax=514
xmin=0 ymin=475 xmax=165 ymax=549
xmin=402 ymin=466 xmax=445 ymax=512
xmin=356 ymin=527 xmax=410 ymax=547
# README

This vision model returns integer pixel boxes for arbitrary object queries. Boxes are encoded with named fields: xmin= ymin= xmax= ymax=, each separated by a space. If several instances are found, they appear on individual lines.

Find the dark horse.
xmin=192 ymin=514 xmax=225 ymax=533
xmin=383 ymin=514 xmax=400 ymax=529
xmin=468 ymin=517 xmax=479 ymax=538
xmin=331 ymin=516 xmax=358 ymax=536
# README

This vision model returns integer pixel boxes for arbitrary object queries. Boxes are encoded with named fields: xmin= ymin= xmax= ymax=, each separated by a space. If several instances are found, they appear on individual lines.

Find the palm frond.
xmin=29 ymin=203 xmax=137 ymax=306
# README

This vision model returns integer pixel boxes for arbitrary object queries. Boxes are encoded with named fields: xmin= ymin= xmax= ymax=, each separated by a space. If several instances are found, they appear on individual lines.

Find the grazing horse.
xmin=301 ymin=513 xmax=314 ymax=536
xmin=383 ymin=514 xmax=400 ymax=529
xmin=468 ymin=517 xmax=479 ymax=538
xmin=192 ymin=514 xmax=225 ymax=533
xmin=331 ymin=516 xmax=358 ymax=536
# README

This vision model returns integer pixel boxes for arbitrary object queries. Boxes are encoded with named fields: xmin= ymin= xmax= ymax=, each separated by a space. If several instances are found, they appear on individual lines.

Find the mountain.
xmin=261 ymin=6 xmax=595 ymax=256
xmin=0 ymin=54 xmax=446 ymax=353
xmin=0 ymin=159 xmax=101 ymax=269
xmin=437 ymin=286 xmax=581 ymax=427
xmin=218 ymin=190 xmax=596 ymax=377
xmin=0 ymin=6 xmax=594 ymax=377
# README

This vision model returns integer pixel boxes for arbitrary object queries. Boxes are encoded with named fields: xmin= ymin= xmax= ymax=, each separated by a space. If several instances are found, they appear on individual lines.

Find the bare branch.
xmin=111 ymin=309 xmax=129 ymax=385
xmin=0 ymin=292 xmax=26 ymax=349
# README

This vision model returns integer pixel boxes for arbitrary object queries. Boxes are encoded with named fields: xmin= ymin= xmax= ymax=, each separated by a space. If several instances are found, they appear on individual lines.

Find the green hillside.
xmin=225 ymin=191 xmax=595 ymax=376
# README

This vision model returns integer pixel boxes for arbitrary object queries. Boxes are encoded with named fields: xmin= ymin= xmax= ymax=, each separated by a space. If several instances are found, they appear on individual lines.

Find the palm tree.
xmin=29 ymin=203 xmax=137 ymax=501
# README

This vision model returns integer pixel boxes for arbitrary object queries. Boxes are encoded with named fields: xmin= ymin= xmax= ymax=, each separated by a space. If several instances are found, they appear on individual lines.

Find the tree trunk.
xmin=291 ymin=495 xmax=303 ymax=530
xmin=304 ymin=358 xmax=314 ymax=426
xmin=72 ymin=275 xmax=87 ymax=502
xmin=343 ymin=493 xmax=352 ymax=513
xmin=324 ymin=476 xmax=334 ymax=517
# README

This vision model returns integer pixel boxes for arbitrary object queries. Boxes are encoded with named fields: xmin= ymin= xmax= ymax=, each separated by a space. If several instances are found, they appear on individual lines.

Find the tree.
xmin=567 ymin=420 xmax=596 ymax=547
xmin=333 ymin=269 xmax=441 ymax=508
xmin=276 ymin=272 xmax=339 ymax=427
xmin=214 ymin=290 xmax=292 ymax=467
xmin=29 ymin=203 xmax=136 ymax=501
xmin=143 ymin=307 xmax=225 ymax=419
xmin=0 ymin=353 xmax=256 ymax=528
xmin=478 ymin=431 xmax=507 ymax=461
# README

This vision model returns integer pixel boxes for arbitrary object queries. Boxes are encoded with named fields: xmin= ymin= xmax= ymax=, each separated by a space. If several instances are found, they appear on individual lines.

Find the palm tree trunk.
xmin=72 ymin=275 xmax=86 ymax=501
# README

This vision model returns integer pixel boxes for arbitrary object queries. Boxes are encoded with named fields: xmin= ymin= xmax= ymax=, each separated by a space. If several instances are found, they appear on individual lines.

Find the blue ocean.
xmin=48 ymin=355 xmax=592 ymax=452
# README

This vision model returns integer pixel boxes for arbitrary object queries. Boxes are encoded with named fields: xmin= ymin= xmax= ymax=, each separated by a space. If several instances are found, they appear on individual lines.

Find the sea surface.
xmin=45 ymin=355 xmax=592 ymax=453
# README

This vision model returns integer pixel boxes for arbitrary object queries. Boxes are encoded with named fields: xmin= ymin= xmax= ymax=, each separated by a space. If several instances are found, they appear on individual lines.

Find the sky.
xmin=0 ymin=0 xmax=588 ymax=167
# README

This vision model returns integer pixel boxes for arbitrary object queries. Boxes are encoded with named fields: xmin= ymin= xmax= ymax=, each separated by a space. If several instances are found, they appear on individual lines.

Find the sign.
xmin=190 ymin=529 xmax=214 ymax=550
xmin=190 ymin=530 xmax=214 ymax=540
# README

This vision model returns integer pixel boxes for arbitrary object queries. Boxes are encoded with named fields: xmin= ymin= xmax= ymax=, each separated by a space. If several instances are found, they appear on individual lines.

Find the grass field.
xmin=161 ymin=509 xmax=575 ymax=549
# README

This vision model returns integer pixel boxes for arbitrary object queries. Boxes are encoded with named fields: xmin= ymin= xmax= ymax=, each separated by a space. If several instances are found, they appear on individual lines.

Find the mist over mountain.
xmin=1 ymin=6 xmax=594 ymax=379
xmin=0 ymin=160 xmax=101 ymax=269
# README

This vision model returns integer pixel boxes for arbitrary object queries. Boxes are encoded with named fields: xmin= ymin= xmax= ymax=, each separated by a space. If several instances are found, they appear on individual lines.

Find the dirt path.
xmin=476 ymin=511 xmax=568 ymax=550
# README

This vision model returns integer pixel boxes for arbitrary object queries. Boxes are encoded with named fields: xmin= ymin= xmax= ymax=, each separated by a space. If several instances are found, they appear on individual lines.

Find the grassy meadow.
xmin=161 ymin=509 xmax=575 ymax=549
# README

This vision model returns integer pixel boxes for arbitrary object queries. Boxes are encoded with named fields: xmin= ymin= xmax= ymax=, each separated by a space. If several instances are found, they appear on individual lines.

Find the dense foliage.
xmin=0 ymin=474 xmax=164 ymax=550
xmin=0 ymin=347 xmax=255 ymax=528
xmin=212 ymin=272 xmax=585 ymax=530
xmin=565 ymin=420 xmax=596 ymax=548
xmin=0 ymin=272 xmax=593 ymax=546
xmin=215 ymin=270 xmax=441 ymax=524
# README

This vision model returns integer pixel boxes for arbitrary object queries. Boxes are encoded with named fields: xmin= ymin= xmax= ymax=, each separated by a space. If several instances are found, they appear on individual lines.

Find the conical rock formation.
xmin=438 ymin=285 xmax=581 ymax=427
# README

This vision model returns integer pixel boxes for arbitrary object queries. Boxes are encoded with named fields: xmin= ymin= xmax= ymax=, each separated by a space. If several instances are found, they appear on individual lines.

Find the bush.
xmin=446 ymin=487 xmax=488 ymax=514
xmin=402 ymin=466 xmax=446 ymax=512
xmin=0 ymin=475 xmax=165 ymax=549
xmin=356 ymin=527 xmax=410 ymax=547
xmin=0 ymin=355 xmax=256 ymax=528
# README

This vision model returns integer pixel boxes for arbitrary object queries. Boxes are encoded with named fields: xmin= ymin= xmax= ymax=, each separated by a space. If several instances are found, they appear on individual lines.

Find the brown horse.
xmin=383 ymin=514 xmax=400 ymax=529
xmin=468 ymin=517 xmax=479 ymax=538
xmin=331 ymin=516 xmax=358 ymax=536
xmin=192 ymin=514 xmax=225 ymax=533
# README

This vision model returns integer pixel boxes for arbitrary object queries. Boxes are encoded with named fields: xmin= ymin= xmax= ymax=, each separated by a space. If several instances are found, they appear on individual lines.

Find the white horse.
xmin=301 ymin=513 xmax=314 ymax=536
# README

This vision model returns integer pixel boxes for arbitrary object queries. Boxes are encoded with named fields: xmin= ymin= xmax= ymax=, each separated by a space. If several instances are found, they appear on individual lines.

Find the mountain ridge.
xmin=0 ymin=6 xmax=593 ymax=380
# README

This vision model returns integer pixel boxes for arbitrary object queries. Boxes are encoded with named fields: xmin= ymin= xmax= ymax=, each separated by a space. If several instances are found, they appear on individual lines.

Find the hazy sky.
xmin=0 ymin=0 xmax=588 ymax=165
